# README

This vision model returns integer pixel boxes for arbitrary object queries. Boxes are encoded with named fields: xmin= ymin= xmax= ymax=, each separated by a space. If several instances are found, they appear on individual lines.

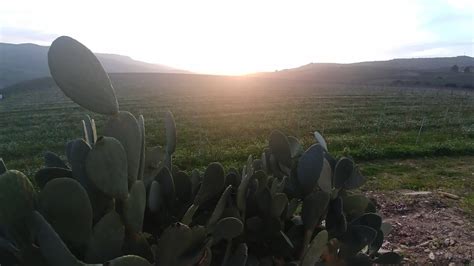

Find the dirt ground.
xmin=366 ymin=190 xmax=473 ymax=265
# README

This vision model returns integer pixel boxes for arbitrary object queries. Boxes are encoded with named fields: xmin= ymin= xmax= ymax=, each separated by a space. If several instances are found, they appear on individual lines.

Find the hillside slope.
xmin=0 ymin=42 xmax=189 ymax=88
xmin=255 ymin=56 xmax=474 ymax=87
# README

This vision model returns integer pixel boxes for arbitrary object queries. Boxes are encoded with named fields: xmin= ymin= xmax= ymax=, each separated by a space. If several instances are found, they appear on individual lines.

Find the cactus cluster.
xmin=0 ymin=36 xmax=401 ymax=266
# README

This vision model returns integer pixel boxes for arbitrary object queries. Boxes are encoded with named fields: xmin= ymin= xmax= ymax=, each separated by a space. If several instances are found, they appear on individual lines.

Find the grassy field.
xmin=1 ymin=74 xmax=473 ymax=203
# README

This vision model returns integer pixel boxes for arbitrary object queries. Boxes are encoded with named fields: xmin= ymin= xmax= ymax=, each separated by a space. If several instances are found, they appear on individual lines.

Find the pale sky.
xmin=1 ymin=0 xmax=473 ymax=74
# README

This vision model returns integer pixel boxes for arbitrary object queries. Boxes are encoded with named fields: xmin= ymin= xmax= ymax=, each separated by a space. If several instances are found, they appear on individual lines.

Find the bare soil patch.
xmin=366 ymin=190 xmax=473 ymax=265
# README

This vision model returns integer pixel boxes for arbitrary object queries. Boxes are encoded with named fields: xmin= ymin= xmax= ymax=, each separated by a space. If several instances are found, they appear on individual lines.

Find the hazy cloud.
xmin=0 ymin=27 xmax=59 ymax=45
xmin=0 ymin=0 xmax=473 ymax=74
xmin=391 ymin=42 xmax=474 ymax=58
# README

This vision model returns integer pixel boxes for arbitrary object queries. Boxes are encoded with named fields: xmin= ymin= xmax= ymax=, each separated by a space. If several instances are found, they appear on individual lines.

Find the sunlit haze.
xmin=1 ymin=0 xmax=473 ymax=74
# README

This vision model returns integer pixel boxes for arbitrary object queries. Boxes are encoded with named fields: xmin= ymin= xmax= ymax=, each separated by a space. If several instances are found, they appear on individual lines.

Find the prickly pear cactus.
xmin=39 ymin=178 xmax=93 ymax=248
xmin=48 ymin=36 xmax=119 ymax=115
xmin=86 ymin=136 xmax=129 ymax=199
xmin=0 ymin=36 xmax=402 ymax=266
xmin=0 ymin=170 xmax=36 ymax=226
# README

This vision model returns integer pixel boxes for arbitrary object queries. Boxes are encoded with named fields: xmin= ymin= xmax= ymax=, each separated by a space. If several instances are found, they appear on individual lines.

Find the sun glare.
xmin=1 ymin=0 xmax=473 ymax=74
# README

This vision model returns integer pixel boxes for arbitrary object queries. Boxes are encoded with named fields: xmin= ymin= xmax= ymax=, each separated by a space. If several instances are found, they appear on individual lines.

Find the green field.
xmin=1 ymin=74 xmax=473 ymax=202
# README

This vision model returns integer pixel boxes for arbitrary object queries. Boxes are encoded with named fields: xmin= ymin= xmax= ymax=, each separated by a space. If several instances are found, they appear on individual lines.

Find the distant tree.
xmin=464 ymin=66 xmax=471 ymax=73
xmin=451 ymin=64 xmax=459 ymax=72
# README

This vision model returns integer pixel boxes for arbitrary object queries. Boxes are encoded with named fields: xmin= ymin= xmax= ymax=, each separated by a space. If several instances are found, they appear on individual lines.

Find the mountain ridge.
xmin=252 ymin=55 xmax=473 ymax=87
xmin=0 ymin=42 xmax=190 ymax=88
xmin=1 ymin=41 xmax=472 ymax=90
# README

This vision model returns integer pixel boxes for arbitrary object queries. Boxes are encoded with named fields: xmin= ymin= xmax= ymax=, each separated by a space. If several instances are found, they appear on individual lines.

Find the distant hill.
xmin=353 ymin=56 xmax=474 ymax=71
xmin=255 ymin=56 xmax=474 ymax=88
xmin=0 ymin=42 xmax=189 ymax=88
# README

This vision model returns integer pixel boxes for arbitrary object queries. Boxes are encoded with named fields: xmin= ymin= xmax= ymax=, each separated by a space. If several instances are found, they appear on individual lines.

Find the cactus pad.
xmin=85 ymin=136 xmax=128 ymax=199
xmin=48 ymin=36 xmax=119 ymax=115
xmin=0 ymin=170 xmax=36 ymax=227
xmin=39 ymin=178 xmax=92 ymax=247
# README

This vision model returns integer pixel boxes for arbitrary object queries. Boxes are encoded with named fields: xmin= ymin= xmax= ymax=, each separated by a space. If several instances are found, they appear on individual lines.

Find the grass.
xmin=0 ymin=74 xmax=473 ymax=193
xmin=361 ymin=156 xmax=474 ymax=215
xmin=361 ymin=156 xmax=473 ymax=193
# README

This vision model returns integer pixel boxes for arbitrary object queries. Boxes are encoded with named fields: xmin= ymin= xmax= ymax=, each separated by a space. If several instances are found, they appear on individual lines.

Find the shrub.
xmin=0 ymin=36 xmax=401 ymax=265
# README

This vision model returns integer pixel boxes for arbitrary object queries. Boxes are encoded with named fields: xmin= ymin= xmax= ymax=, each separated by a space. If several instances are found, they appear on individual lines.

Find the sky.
xmin=1 ymin=0 xmax=473 ymax=74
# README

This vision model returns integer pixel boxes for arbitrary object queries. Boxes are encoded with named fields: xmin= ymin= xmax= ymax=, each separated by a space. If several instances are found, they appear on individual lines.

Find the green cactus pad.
xmin=66 ymin=139 xmax=113 ymax=221
xmin=256 ymin=187 xmax=272 ymax=218
xmin=237 ymin=170 xmax=262 ymax=213
xmin=156 ymin=222 xmax=194 ymax=265
xmin=344 ymin=166 xmax=366 ymax=189
xmin=34 ymin=167 xmax=73 ymax=189
xmin=334 ymin=157 xmax=354 ymax=189
xmin=165 ymin=111 xmax=177 ymax=155
xmin=214 ymin=217 xmax=244 ymax=241
xmin=182 ymin=204 xmax=199 ymax=225
xmin=339 ymin=225 xmax=377 ymax=257
xmin=122 ymin=232 xmax=154 ymax=263
xmin=224 ymin=172 xmax=241 ymax=188
xmin=369 ymin=229 xmax=384 ymax=254
xmin=85 ymin=211 xmax=125 ymax=263
xmin=190 ymin=169 xmax=202 ymax=196
xmin=208 ymin=185 xmax=232 ymax=228
xmin=48 ymin=36 xmax=119 ymax=115
xmin=148 ymin=180 xmax=163 ymax=213
xmin=106 ymin=255 xmax=152 ymax=266
xmin=271 ymin=193 xmax=288 ymax=218
xmin=236 ymin=177 xmax=250 ymax=213
xmin=143 ymin=146 xmax=166 ymax=186
xmin=156 ymin=167 xmax=176 ymax=209
xmin=148 ymin=181 xmax=163 ymax=212
xmin=252 ymin=159 xmax=263 ymax=172
xmin=82 ymin=114 xmax=97 ymax=145
xmin=313 ymin=131 xmax=328 ymax=151
xmin=261 ymin=149 xmax=271 ymax=174
xmin=350 ymin=213 xmax=382 ymax=230
xmin=43 ymin=151 xmax=69 ymax=169
xmin=301 ymin=230 xmax=328 ymax=266
xmin=0 ymin=158 xmax=7 ymax=174
xmin=270 ymin=176 xmax=287 ymax=195
xmin=39 ymin=178 xmax=92 ymax=247
xmin=317 ymin=159 xmax=333 ymax=193
xmin=104 ymin=111 xmax=142 ymax=186
xmin=66 ymin=138 xmax=91 ymax=186
xmin=124 ymin=180 xmax=146 ymax=233
xmin=0 ymin=170 xmax=36 ymax=227
xmin=245 ymin=155 xmax=254 ymax=178
xmin=86 ymin=136 xmax=128 ymax=199
xmin=29 ymin=211 xmax=81 ymax=266
xmin=194 ymin=162 xmax=225 ymax=205
xmin=301 ymin=191 xmax=330 ymax=231
xmin=269 ymin=130 xmax=292 ymax=168
xmin=145 ymin=146 xmax=166 ymax=169
xmin=268 ymin=154 xmax=285 ymax=179
xmin=173 ymin=171 xmax=192 ymax=204
xmin=297 ymin=144 xmax=325 ymax=195
xmin=177 ymin=226 xmax=208 ymax=265
xmin=342 ymin=195 xmax=376 ymax=221
xmin=253 ymin=170 xmax=268 ymax=194
xmin=288 ymin=136 xmax=304 ymax=158
xmin=137 ymin=115 xmax=146 ymax=181
xmin=189 ymin=225 xmax=208 ymax=250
